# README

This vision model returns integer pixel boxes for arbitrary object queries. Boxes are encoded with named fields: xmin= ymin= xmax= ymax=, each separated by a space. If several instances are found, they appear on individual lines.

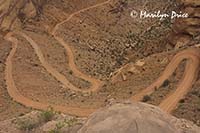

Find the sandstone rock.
xmin=0 ymin=119 xmax=21 ymax=133
xmin=135 ymin=60 xmax=145 ymax=67
xmin=184 ymin=26 xmax=200 ymax=36
xmin=161 ymin=57 xmax=169 ymax=64
xmin=0 ymin=111 xmax=41 ymax=133
xmin=41 ymin=120 xmax=57 ymax=132
xmin=78 ymin=102 xmax=199 ymax=133
xmin=168 ymin=33 xmax=191 ymax=46
xmin=169 ymin=1 xmax=200 ymax=47
xmin=183 ymin=7 xmax=200 ymax=18
xmin=179 ymin=0 xmax=200 ymax=6
xmin=0 ymin=0 xmax=46 ymax=30
xmin=21 ymin=1 xmax=37 ymax=19
xmin=127 ymin=66 xmax=140 ymax=74
xmin=173 ymin=18 xmax=200 ymax=33
xmin=175 ymin=34 xmax=192 ymax=49
xmin=61 ymin=124 xmax=83 ymax=133
xmin=121 ymin=72 xmax=127 ymax=81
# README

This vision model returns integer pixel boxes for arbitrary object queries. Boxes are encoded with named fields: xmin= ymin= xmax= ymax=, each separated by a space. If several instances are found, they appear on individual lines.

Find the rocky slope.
xmin=0 ymin=0 xmax=199 ymax=132
xmin=0 ymin=102 xmax=199 ymax=133
xmin=0 ymin=0 xmax=47 ymax=31
xmin=79 ymin=102 xmax=199 ymax=133
xmin=169 ymin=0 xmax=200 ymax=48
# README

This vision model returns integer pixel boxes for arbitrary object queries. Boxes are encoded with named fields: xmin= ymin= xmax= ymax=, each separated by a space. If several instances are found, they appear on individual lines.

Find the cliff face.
xmin=79 ymin=102 xmax=199 ymax=133
xmin=169 ymin=0 xmax=200 ymax=48
xmin=0 ymin=0 xmax=46 ymax=31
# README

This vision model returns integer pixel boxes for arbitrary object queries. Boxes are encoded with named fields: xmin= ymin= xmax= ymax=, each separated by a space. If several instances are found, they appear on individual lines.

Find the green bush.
xmin=40 ymin=107 xmax=55 ymax=122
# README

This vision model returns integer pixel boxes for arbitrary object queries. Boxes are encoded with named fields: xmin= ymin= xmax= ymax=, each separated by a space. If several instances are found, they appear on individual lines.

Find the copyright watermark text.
xmin=130 ymin=10 xmax=189 ymax=20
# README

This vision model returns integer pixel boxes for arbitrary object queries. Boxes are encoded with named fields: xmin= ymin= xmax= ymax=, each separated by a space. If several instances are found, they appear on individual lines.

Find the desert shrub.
xmin=49 ymin=129 xmax=60 ymax=133
xmin=48 ymin=118 xmax=78 ymax=133
xmin=69 ymin=70 xmax=73 ymax=75
xmin=48 ymin=122 xmax=64 ymax=133
xmin=40 ymin=107 xmax=55 ymax=122
xmin=64 ymin=118 xmax=78 ymax=127
xmin=142 ymin=95 xmax=151 ymax=102
xmin=179 ymin=99 xmax=185 ymax=103
xmin=17 ymin=119 xmax=37 ymax=131
xmin=161 ymin=79 xmax=170 ymax=88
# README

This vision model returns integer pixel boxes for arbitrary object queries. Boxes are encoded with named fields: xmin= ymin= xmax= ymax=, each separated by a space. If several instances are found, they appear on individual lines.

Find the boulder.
xmin=78 ymin=102 xmax=199 ymax=133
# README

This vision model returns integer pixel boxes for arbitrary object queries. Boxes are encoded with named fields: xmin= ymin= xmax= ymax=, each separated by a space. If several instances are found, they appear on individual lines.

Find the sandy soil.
xmin=1 ymin=0 xmax=199 ymax=124
xmin=56 ymin=0 xmax=175 ymax=79
xmin=173 ymin=79 xmax=200 ymax=126
xmin=0 ymin=36 xmax=30 ymax=121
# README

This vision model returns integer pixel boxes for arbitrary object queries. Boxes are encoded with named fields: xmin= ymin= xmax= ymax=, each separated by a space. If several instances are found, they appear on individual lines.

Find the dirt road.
xmin=4 ymin=0 xmax=110 ymax=117
xmin=17 ymin=31 xmax=102 ymax=93
xmin=4 ymin=0 xmax=111 ymax=93
xmin=4 ymin=0 xmax=200 ymax=116
xmin=51 ymin=0 xmax=111 ymax=35
xmin=4 ymin=33 xmax=97 ymax=117
xmin=51 ymin=0 xmax=111 ymax=92
xmin=132 ymin=48 xmax=200 ymax=113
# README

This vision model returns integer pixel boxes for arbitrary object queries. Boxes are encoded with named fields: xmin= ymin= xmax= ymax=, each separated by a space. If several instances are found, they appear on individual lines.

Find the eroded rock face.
xmin=78 ymin=102 xmax=199 ymax=133
xmin=0 ymin=0 xmax=46 ymax=30
xmin=169 ymin=0 xmax=200 ymax=48
xmin=179 ymin=0 xmax=200 ymax=6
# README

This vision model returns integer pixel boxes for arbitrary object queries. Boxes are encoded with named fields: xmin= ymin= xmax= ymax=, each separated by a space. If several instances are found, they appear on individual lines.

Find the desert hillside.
xmin=0 ymin=0 xmax=199 ymax=132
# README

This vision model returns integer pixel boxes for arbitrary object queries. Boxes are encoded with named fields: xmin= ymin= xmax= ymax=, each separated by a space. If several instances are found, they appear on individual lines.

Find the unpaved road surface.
xmin=4 ymin=0 xmax=200 ymax=116
xmin=4 ymin=0 xmax=111 ymax=117
xmin=4 ymin=33 xmax=96 ymax=117
xmin=18 ymin=31 xmax=101 ymax=93
xmin=132 ymin=48 xmax=200 ymax=113
xmin=51 ymin=0 xmax=112 ymax=92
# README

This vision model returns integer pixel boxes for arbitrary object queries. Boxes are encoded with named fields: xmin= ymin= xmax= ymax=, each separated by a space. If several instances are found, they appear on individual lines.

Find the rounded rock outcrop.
xmin=78 ymin=102 xmax=199 ymax=133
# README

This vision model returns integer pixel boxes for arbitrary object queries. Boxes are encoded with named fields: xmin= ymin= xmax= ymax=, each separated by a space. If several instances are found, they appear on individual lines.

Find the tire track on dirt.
xmin=51 ymin=0 xmax=111 ymax=92
xmin=51 ymin=0 xmax=111 ymax=35
xmin=4 ymin=0 xmax=200 ymax=116
xmin=132 ymin=48 xmax=200 ymax=113
xmin=17 ymin=31 xmax=97 ymax=93
xmin=4 ymin=32 xmax=97 ymax=117
xmin=8 ymin=0 xmax=112 ymax=93
xmin=4 ymin=1 xmax=110 ymax=117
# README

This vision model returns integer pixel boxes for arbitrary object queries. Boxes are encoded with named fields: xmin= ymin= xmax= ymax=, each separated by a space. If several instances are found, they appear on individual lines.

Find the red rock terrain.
xmin=0 ymin=0 xmax=199 ymax=132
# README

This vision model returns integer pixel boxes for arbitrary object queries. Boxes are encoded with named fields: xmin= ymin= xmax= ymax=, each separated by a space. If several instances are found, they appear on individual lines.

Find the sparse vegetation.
xmin=161 ymin=79 xmax=170 ymax=88
xmin=49 ymin=118 xmax=78 ymax=133
xmin=179 ymin=99 xmax=185 ymax=103
xmin=173 ymin=83 xmax=200 ymax=126
xmin=69 ymin=70 xmax=73 ymax=75
xmin=0 ymin=0 xmax=47 ymax=30
xmin=49 ymin=129 xmax=61 ymax=133
xmin=0 ymin=0 xmax=199 ymax=131
xmin=17 ymin=119 xmax=37 ymax=131
xmin=142 ymin=95 xmax=151 ymax=102
xmin=16 ymin=108 xmax=55 ymax=131
xmin=64 ymin=118 xmax=78 ymax=127
xmin=40 ymin=107 xmax=55 ymax=122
